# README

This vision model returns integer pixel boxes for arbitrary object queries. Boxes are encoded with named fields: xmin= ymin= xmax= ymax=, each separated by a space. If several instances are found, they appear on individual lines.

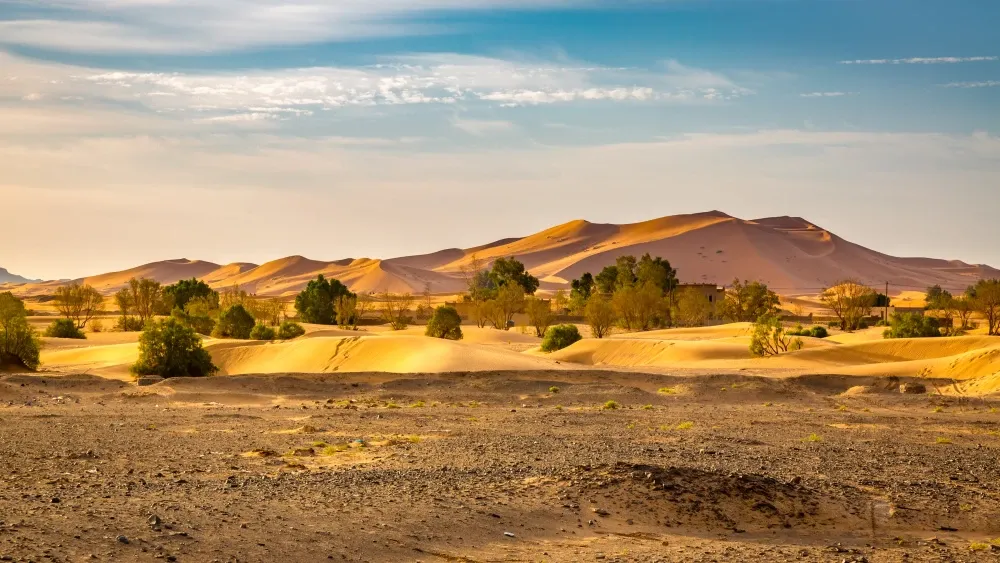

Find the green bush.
xmin=541 ymin=324 xmax=582 ymax=352
xmin=809 ymin=326 xmax=829 ymax=338
xmin=0 ymin=292 xmax=41 ymax=370
xmin=294 ymin=274 xmax=353 ymax=325
xmin=277 ymin=321 xmax=306 ymax=340
xmin=212 ymin=304 xmax=255 ymax=339
xmin=788 ymin=325 xmax=828 ymax=339
xmin=827 ymin=321 xmax=840 ymax=329
xmin=425 ymin=306 xmax=463 ymax=340
xmin=883 ymin=313 xmax=941 ymax=339
xmin=250 ymin=323 xmax=276 ymax=341
xmin=114 ymin=316 xmax=145 ymax=332
xmin=44 ymin=319 xmax=85 ymax=339
xmin=131 ymin=318 xmax=217 ymax=378
xmin=750 ymin=315 xmax=803 ymax=357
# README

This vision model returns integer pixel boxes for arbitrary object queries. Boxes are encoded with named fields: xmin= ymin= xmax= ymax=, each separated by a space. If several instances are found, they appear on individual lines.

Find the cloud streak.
xmin=940 ymin=81 xmax=1000 ymax=88
xmin=839 ymin=56 xmax=998 ymax=65
xmin=800 ymin=91 xmax=856 ymax=98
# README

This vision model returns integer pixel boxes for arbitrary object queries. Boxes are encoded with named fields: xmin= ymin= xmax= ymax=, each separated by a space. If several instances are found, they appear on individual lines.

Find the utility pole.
xmin=885 ymin=281 xmax=890 ymax=322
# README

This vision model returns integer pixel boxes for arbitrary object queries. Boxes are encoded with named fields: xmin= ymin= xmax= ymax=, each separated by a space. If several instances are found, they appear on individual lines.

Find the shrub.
xmin=584 ymin=294 xmax=616 ymax=338
xmin=90 ymin=319 xmax=104 ymax=333
xmin=249 ymin=323 xmax=276 ymax=341
xmin=131 ymin=318 xmax=217 ymax=378
xmin=277 ymin=321 xmax=306 ymax=340
xmin=44 ymin=319 xmax=85 ymax=339
xmin=750 ymin=315 xmax=804 ymax=357
xmin=787 ymin=325 xmax=828 ymax=339
xmin=809 ymin=326 xmax=829 ymax=338
xmin=115 ymin=316 xmax=145 ymax=332
xmin=883 ymin=313 xmax=941 ymax=339
xmin=212 ymin=304 xmax=255 ymax=339
xmin=425 ymin=306 xmax=463 ymax=340
xmin=0 ymin=292 xmax=41 ymax=370
xmin=541 ymin=324 xmax=582 ymax=352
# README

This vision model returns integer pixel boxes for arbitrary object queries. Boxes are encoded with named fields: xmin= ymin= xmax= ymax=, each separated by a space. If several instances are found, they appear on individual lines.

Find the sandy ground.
xmin=1 ymin=370 xmax=999 ymax=562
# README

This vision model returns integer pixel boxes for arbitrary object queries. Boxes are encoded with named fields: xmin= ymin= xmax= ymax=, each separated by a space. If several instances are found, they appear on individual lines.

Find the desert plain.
xmin=2 ymin=212 xmax=1000 ymax=562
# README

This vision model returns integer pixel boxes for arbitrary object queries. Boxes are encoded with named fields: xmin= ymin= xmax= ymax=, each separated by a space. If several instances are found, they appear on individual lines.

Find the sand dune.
xmin=9 ymin=210 xmax=997 ymax=298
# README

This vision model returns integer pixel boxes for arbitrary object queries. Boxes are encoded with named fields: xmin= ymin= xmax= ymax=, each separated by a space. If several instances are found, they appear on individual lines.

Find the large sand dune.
xmin=7 ymin=210 xmax=997 ymax=297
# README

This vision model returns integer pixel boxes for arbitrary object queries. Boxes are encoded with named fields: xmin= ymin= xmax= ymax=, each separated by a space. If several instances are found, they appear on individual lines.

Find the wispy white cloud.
xmin=839 ymin=56 xmax=998 ymax=65
xmin=800 ymin=91 xmax=856 ymax=98
xmin=940 ymin=80 xmax=1000 ymax=89
xmin=0 ymin=52 xmax=751 ymax=129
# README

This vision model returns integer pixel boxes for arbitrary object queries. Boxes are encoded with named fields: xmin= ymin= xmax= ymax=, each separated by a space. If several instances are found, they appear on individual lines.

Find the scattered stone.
xmin=116 ymin=535 xmax=130 ymax=544
xmin=148 ymin=514 xmax=162 ymax=530
xmin=503 ymin=532 xmax=515 ymax=538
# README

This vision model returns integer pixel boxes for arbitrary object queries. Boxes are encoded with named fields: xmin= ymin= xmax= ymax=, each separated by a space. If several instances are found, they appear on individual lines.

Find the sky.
xmin=1 ymin=0 xmax=999 ymax=280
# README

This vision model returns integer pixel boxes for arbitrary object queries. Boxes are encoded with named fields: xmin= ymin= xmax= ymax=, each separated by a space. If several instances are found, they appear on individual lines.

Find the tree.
xmin=114 ymin=287 xmax=135 ymax=330
xmin=163 ymin=278 xmax=217 ymax=312
xmin=570 ymin=273 xmax=595 ymax=310
xmin=971 ymin=279 xmax=1000 ymax=336
xmin=44 ymin=319 xmax=85 ymax=339
xmin=612 ymin=282 xmax=661 ymax=332
xmin=380 ymin=292 xmax=414 ymax=331
xmin=821 ymin=280 xmax=876 ymax=332
xmin=584 ymin=294 xmax=616 ymax=338
xmin=0 ymin=292 xmax=41 ymax=370
xmin=525 ymin=297 xmax=555 ymax=337
xmin=415 ymin=282 xmax=434 ymax=321
xmin=336 ymin=295 xmax=358 ymax=329
xmin=553 ymin=289 xmax=568 ymax=314
xmin=245 ymin=297 xmax=285 ymax=327
xmin=354 ymin=293 xmax=373 ymax=330
xmin=673 ymin=287 xmax=712 ymax=327
xmin=488 ymin=283 xmax=525 ymax=331
xmin=720 ymin=279 xmax=781 ymax=323
xmin=541 ymin=324 xmax=582 ymax=352
xmin=883 ymin=313 xmax=942 ymax=339
xmin=294 ymin=274 xmax=352 ymax=325
xmin=952 ymin=295 xmax=975 ymax=330
xmin=128 ymin=277 xmax=164 ymax=325
xmin=177 ymin=295 xmax=218 ymax=336
xmin=425 ymin=306 xmax=463 ymax=340
xmin=131 ymin=318 xmax=217 ymax=378
xmin=637 ymin=254 xmax=679 ymax=305
xmin=219 ymin=284 xmax=250 ymax=311
xmin=749 ymin=315 xmax=803 ymax=357
xmin=595 ymin=265 xmax=620 ymax=295
xmin=212 ymin=305 xmax=255 ymax=339
xmin=489 ymin=257 xmax=539 ymax=295
xmin=925 ymin=285 xmax=953 ymax=311
xmin=53 ymin=283 xmax=105 ymax=329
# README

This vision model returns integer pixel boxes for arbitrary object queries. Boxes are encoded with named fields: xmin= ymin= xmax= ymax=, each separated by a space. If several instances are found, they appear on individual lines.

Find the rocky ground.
xmin=0 ymin=370 xmax=998 ymax=562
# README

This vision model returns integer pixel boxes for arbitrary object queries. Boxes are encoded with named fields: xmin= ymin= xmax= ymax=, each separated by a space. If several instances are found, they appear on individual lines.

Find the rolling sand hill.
xmin=10 ymin=211 xmax=999 ymax=297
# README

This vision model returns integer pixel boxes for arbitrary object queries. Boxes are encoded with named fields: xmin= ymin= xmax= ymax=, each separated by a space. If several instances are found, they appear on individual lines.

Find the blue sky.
xmin=1 ymin=0 xmax=998 ymax=280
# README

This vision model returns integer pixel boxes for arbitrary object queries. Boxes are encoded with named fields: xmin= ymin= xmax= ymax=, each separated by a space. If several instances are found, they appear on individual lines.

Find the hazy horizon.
xmin=3 ymin=0 xmax=999 ymax=280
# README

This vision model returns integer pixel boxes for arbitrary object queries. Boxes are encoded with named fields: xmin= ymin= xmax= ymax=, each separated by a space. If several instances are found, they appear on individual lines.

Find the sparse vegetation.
xmin=425 ymin=305 xmax=463 ymax=340
xmin=379 ymin=291 xmax=414 ymax=330
xmin=658 ymin=387 xmax=679 ymax=395
xmin=676 ymin=421 xmax=694 ymax=430
xmin=540 ymin=324 xmax=582 ymax=352
xmin=549 ymin=386 xmax=560 ymax=394
xmin=44 ymin=318 xmax=85 ymax=339
xmin=0 ymin=292 xmax=41 ymax=370
xmin=601 ymin=400 xmax=620 ymax=410
xmin=788 ymin=325 xmax=828 ymax=338
xmin=131 ymin=318 xmax=217 ymax=378
xmin=749 ymin=315 xmax=803 ymax=357
xmin=804 ymin=433 xmax=823 ymax=443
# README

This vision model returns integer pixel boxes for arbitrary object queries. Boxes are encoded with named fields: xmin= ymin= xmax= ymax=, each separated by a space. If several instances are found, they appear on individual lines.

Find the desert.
xmin=2 ymin=210 xmax=1000 ymax=562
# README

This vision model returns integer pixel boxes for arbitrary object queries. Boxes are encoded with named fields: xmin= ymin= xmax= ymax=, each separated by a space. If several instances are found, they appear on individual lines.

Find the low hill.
xmin=0 ymin=267 xmax=37 ymax=285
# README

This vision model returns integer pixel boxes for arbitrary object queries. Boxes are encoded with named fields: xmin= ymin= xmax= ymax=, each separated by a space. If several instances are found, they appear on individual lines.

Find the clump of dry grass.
xmin=804 ymin=433 xmax=823 ymax=443
xmin=601 ymin=400 xmax=620 ymax=410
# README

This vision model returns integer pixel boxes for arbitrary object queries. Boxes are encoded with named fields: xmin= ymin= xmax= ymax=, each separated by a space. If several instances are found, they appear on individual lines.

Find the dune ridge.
xmin=9 ymin=210 xmax=998 ymax=297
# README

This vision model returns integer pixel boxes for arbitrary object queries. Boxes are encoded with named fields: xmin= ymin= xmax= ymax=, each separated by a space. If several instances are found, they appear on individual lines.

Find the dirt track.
xmin=1 ymin=370 xmax=998 ymax=562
